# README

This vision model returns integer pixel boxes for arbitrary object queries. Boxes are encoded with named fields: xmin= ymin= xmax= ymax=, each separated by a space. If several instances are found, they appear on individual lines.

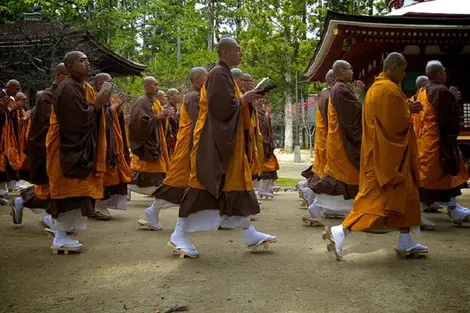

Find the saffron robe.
xmin=343 ymin=73 xmax=421 ymax=231
xmin=0 ymin=90 xmax=20 ymax=182
xmin=129 ymin=96 xmax=170 ymax=188
xmin=250 ymin=102 xmax=264 ymax=180
xmin=152 ymin=87 xmax=201 ymax=203
xmin=417 ymin=81 xmax=468 ymax=204
xmin=46 ymin=77 xmax=106 ymax=217
xmin=179 ymin=60 xmax=259 ymax=218
xmin=312 ymin=80 xmax=361 ymax=200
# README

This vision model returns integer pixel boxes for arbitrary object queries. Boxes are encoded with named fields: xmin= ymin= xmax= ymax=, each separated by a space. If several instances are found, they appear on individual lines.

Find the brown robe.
xmin=129 ymin=95 xmax=168 ymax=187
xmin=257 ymin=104 xmax=278 ymax=180
xmin=179 ymin=60 xmax=259 ymax=218
xmin=47 ymin=77 xmax=105 ymax=218
xmin=311 ymin=80 xmax=362 ymax=200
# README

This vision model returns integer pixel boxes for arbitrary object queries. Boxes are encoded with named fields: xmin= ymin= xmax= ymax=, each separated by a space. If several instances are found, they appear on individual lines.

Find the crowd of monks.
xmin=298 ymin=53 xmax=470 ymax=260
xmin=3 ymin=37 xmax=470 ymax=261
xmin=1 ymin=37 xmax=279 ymax=257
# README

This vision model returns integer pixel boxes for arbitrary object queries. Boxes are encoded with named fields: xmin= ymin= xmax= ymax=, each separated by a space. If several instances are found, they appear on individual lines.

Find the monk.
xmin=10 ymin=64 xmax=68 ymax=230
xmin=13 ymin=92 xmax=32 ymax=183
xmin=129 ymin=76 xmax=170 ymax=218
xmin=239 ymin=73 xmax=264 ymax=197
xmin=323 ymin=53 xmax=428 ymax=261
xmin=231 ymin=68 xmax=243 ymax=86
xmin=165 ymin=88 xmax=181 ymax=156
xmin=156 ymin=90 xmax=167 ymax=107
xmin=92 ymin=73 xmax=131 ymax=220
xmin=46 ymin=51 xmax=109 ymax=253
xmin=306 ymin=61 xmax=363 ymax=227
xmin=257 ymin=101 xmax=280 ymax=198
xmin=0 ymin=79 xmax=21 ymax=205
xmin=299 ymin=70 xmax=335 ymax=211
xmin=168 ymin=37 xmax=277 ymax=259
xmin=142 ymin=67 xmax=207 ymax=231
xmin=417 ymin=60 xmax=470 ymax=226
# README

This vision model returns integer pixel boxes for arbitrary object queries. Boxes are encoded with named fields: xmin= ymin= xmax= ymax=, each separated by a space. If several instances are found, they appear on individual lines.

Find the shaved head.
xmin=332 ymin=60 xmax=353 ymax=83
xmin=217 ymin=37 xmax=242 ymax=67
xmin=95 ymin=73 xmax=112 ymax=82
xmin=54 ymin=63 xmax=67 ymax=74
xmin=325 ymin=69 xmax=335 ymax=86
xmin=7 ymin=79 xmax=20 ymax=88
xmin=231 ymin=68 xmax=243 ymax=80
xmin=189 ymin=67 xmax=207 ymax=89
xmin=382 ymin=52 xmax=407 ymax=84
xmin=166 ymin=88 xmax=179 ymax=98
xmin=217 ymin=37 xmax=238 ymax=56
xmin=383 ymin=52 xmax=407 ymax=72
xmin=189 ymin=67 xmax=207 ymax=82
xmin=241 ymin=73 xmax=252 ymax=80
xmin=425 ymin=60 xmax=446 ymax=83
xmin=144 ymin=76 xmax=159 ymax=96
xmin=156 ymin=90 xmax=166 ymax=105
xmin=157 ymin=90 xmax=166 ymax=97
xmin=14 ymin=92 xmax=26 ymax=101
xmin=6 ymin=79 xmax=21 ymax=96
xmin=63 ymin=51 xmax=89 ymax=79
xmin=416 ymin=76 xmax=429 ymax=89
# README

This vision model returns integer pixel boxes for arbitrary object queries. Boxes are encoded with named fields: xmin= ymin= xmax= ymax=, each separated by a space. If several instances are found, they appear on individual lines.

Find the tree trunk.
xmin=284 ymin=69 xmax=293 ymax=152
xmin=207 ymin=0 xmax=214 ymax=51
xmin=176 ymin=35 xmax=182 ymax=64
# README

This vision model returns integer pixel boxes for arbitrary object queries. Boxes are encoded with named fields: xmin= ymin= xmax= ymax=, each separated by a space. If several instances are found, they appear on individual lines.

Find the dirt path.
xmin=1 ymin=191 xmax=470 ymax=313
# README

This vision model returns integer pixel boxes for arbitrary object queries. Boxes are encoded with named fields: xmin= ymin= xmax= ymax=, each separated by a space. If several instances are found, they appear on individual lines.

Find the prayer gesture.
xmin=156 ymin=108 xmax=169 ymax=120
xmin=408 ymin=99 xmax=423 ymax=114
xmin=23 ymin=110 xmax=32 ymax=120
xmin=241 ymin=89 xmax=263 ymax=106
xmin=111 ymin=92 xmax=126 ymax=113
xmin=95 ymin=88 xmax=112 ymax=109
xmin=449 ymin=86 xmax=462 ymax=101
xmin=353 ymin=80 xmax=365 ymax=98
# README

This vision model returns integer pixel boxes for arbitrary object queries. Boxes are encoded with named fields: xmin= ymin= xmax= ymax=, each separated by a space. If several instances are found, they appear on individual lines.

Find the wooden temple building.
xmin=0 ymin=6 xmax=146 ymax=96
xmin=306 ymin=0 xmax=470 ymax=145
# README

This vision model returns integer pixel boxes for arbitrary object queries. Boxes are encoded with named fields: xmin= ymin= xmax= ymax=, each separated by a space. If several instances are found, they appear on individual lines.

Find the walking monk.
xmin=322 ymin=53 xmax=428 ymax=261
xmin=92 ymin=73 xmax=131 ymax=220
xmin=10 ymin=63 xmax=67 ymax=230
xmin=307 ymin=61 xmax=363 ymax=227
xmin=141 ymin=67 xmax=207 ymax=231
xmin=168 ymin=37 xmax=277 ymax=259
xmin=0 ymin=79 xmax=22 ymax=204
xmin=417 ymin=61 xmax=470 ymax=226
xmin=299 ymin=70 xmax=335 ymax=210
xmin=129 ymin=77 xmax=170 ymax=218
xmin=46 ymin=51 xmax=109 ymax=253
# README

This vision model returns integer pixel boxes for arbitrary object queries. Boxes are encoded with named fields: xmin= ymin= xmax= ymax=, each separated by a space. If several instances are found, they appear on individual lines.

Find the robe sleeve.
xmin=318 ymin=88 xmax=330 ymax=125
xmin=183 ymin=90 xmax=200 ymax=126
xmin=373 ymin=84 xmax=411 ymax=188
xmin=53 ymin=80 xmax=99 ymax=179
xmin=27 ymin=88 xmax=53 ymax=184
xmin=427 ymin=85 xmax=461 ymax=176
xmin=128 ymin=96 xmax=162 ymax=162
xmin=330 ymin=82 xmax=362 ymax=169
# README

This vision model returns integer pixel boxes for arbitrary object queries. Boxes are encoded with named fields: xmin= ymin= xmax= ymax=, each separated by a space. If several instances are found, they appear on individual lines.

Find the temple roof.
xmin=388 ymin=0 xmax=470 ymax=17
xmin=305 ymin=11 xmax=470 ymax=81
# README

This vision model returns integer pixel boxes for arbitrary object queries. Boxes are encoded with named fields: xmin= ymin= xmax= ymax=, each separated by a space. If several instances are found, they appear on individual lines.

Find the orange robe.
xmin=0 ymin=91 xmax=21 ymax=182
xmin=46 ymin=78 xmax=106 ymax=217
xmin=416 ymin=81 xmax=468 ymax=204
xmin=179 ymin=61 xmax=258 ymax=218
xmin=343 ymin=73 xmax=421 ymax=231
xmin=312 ymin=87 xmax=330 ymax=178
xmin=257 ymin=103 xmax=279 ymax=179
xmin=250 ymin=106 xmax=264 ymax=178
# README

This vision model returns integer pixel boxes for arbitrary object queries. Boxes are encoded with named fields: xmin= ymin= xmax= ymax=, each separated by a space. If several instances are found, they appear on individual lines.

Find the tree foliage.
xmin=1 ymin=0 xmax=390 ymax=148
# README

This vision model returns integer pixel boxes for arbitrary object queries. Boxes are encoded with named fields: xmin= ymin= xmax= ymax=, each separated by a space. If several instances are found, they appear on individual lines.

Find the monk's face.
xmin=437 ymin=68 xmax=447 ymax=84
xmin=6 ymin=83 xmax=20 ymax=97
xmin=241 ymin=77 xmax=254 ymax=91
xmin=145 ymin=79 xmax=159 ymax=96
xmin=224 ymin=44 xmax=242 ymax=67
xmin=169 ymin=93 xmax=180 ymax=105
xmin=69 ymin=53 xmax=90 ymax=78
xmin=194 ymin=71 xmax=207 ymax=89
xmin=157 ymin=93 xmax=166 ymax=105
xmin=340 ymin=65 xmax=353 ymax=83
xmin=391 ymin=63 xmax=407 ymax=84
xmin=97 ymin=77 xmax=113 ymax=92
xmin=15 ymin=98 xmax=26 ymax=109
